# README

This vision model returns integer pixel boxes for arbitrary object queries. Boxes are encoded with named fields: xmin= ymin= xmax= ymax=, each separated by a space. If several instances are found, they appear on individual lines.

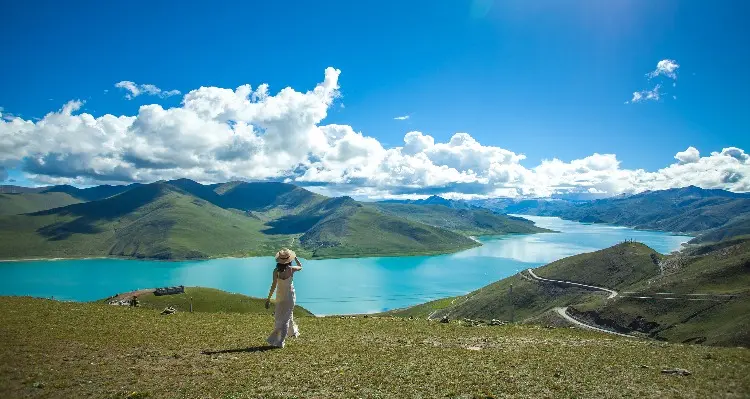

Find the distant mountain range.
xmin=0 ymin=180 xmax=549 ymax=260
xmin=472 ymin=186 xmax=750 ymax=243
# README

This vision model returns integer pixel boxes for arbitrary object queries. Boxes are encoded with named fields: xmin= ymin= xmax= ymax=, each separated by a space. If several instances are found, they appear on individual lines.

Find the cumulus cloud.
xmin=1 ymin=67 xmax=748 ymax=198
xmin=115 ymin=81 xmax=181 ymax=100
xmin=647 ymin=59 xmax=680 ymax=80
xmin=394 ymin=115 xmax=410 ymax=120
xmin=675 ymin=147 xmax=700 ymax=164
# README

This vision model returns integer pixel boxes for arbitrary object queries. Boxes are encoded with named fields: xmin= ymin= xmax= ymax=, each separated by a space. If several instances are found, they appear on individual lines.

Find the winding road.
xmin=525 ymin=268 xmax=633 ymax=338
xmin=526 ymin=269 xmax=618 ymax=299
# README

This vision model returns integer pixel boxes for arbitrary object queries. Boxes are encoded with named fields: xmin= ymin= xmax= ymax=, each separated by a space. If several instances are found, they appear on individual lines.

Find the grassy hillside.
xmin=0 ymin=192 xmax=82 ymax=215
xmin=0 ymin=179 xmax=556 ymax=260
xmin=371 ymin=203 xmax=552 ymax=236
xmin=390 ymin=240 xmax=750 ymax=347
xmin=534 ymin=242 xmax=662 ymax=290
xmin=689 ymin=216 xmax=750 ymax=244
xmin=390 ymin=243 xmax=660 ymax=320
xmin=2 ymin=297 xmax=749 ymax=398
xmin=101 ymin=287 xmax=313 ymax=316
xmin=0 ymin=183 xmax=294 ymax=260
xmin=298 ymin=198 xmax=480 ymax=258
xmin=571 ymin=237 xmax=750 ymax=346
xmin=504 ymin=186 xmax=750 ymax=242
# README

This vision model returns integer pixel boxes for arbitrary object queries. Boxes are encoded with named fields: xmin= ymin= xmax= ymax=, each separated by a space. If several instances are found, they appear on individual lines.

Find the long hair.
xmin=276 ymin=262 xmax=291 ymax=273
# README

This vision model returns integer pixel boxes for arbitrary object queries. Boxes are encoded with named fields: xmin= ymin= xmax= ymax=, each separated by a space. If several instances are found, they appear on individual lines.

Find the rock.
xmin=160 ymin=306 xmax=176 ymax=315
xmin=440 ymin=316 xmax=450 ymax=323
xmin=32 ymin=381 xmax=44 ymax=389
xmin=661 ymin=368 xmax=691 ymax=376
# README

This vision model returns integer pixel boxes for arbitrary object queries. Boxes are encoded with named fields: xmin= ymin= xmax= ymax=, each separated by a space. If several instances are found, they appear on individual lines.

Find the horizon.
xmin=1 ymin=177 xmax=742 ymax=202
xmin=1 ymin=1 xmax=749 ymax=200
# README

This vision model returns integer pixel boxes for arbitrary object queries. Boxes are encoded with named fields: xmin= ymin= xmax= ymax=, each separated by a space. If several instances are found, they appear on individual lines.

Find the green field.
xmin=1 ymin=296 xmax=749 ymax=398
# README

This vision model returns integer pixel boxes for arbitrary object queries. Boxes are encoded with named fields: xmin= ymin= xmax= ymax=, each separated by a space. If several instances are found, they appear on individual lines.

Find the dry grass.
xmin=1 ymin=297 xmax=749 ymax=399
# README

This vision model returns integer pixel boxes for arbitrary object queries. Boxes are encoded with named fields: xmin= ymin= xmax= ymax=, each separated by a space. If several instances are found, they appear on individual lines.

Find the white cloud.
xmin=394 ymin=115 xmax=410 ymax=120
xmin=628 ymin=84 xmax=661 ymax=103
xmin=647 ymin=59 xmax=680 ymax=80
xmin=628 ymin=59 xmax=680 ymax=104
xmin=1 ymin=67 xmax=748 ymax=198
xmin=115 ymin=81 xmax=181 ymax=100
xmin=675 ymin=147 xmax=700 ymax=164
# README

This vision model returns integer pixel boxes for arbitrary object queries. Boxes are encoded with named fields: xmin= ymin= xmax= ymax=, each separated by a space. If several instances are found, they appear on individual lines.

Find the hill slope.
xmin=0 ymin=183 xmax=291 ymax=260
xmin=274 ymin=197 xmax=482 ymax=258
xmin=390 ymin=239 xmax=750 ymax=347
xmin=571 ymin=237 xmax=750 ymax=346
xmin=100 ymin=286 xmax=313 ymax=316
xmin=371 ymin=203 xmax=552 ymax=236
xmin=0 ymin=192 xmax=83 ymax=215
xmin=390 ymin=242 xmax=661 ymax=321
xmin=0 ymin=179 xmax=556 ymax=260
xmin=2 ymin=296 xmax=749 ymax=398
xmin=502 ymin=187 xmax=750 ymax=242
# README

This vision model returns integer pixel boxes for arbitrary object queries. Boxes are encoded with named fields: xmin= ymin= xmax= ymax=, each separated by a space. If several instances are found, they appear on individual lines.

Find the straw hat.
xmin=275 ymin=248 xmax=296 ymax=264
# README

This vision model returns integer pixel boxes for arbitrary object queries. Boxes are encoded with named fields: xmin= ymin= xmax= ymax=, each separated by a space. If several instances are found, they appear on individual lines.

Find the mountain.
xmin=0 ymin=191 xmax=83 ymax=216
xmin=380 ymin=195 xmax=474 ymax=209
xmin=0 ymin=182 xmax=285 ymax=260
xmin=371 ymin=203 xmax=552 ymax=236
xmin=389 ymin=238 xmax=750 ymax=347
xmin=0 ymin=183 xmax=138 ymax=216
xmin=482 ymin=186 xmax=750 ymax=242
xmin=0 ymin=179 xmax=555 ymax=260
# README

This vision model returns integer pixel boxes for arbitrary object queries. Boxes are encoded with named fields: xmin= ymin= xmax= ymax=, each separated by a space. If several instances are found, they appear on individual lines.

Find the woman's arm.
xmin=265 ymin=270 xmax=278 ymax=308
xmin=291 ymin=257 xmax=303 ymax=271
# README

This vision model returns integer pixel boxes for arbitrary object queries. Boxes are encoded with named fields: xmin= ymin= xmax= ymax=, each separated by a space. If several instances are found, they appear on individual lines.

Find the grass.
xmin=298 ymin=202 xmax=481 ymax=259
xmin=571 ymin=237 xmax=750 ymax=346
xmin=2 ymin=296 xmax=749 ymax=398
xmin=0 ymin=183 xmax=299 ymax=260
xmin=99 ymin=287 xmax=314 ymax=317
xmin=389 ymin=240 xmax=750 ymax=347
xmin=0 ymin=180 xmax=536 ymax=261
xmin=370 ymin=203 xmax=553 ymax=236
xmin=0 ymin=192 xmax=82 ymax=216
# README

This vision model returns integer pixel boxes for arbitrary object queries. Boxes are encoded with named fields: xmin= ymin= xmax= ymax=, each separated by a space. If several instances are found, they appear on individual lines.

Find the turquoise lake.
xmin=0 ymin=216 xmax=691 ymax=315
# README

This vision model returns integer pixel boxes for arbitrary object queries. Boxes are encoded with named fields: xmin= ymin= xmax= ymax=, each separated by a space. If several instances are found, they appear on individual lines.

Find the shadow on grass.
xmin=201 ymin=345 xmax=278 ymax=355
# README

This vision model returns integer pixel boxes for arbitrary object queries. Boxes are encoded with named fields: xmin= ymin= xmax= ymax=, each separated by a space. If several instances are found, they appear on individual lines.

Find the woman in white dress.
xmin=265 ymin=248 xmax=302 ymax=348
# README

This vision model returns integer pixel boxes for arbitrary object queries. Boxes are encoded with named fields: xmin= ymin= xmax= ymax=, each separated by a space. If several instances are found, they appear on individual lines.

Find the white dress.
xmin=266 ymin=269 xmax=300 ymax=348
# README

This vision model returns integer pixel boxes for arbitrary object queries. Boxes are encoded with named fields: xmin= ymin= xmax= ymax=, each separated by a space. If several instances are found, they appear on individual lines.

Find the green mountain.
xmin=0 ymin=179 xmax=552 ymax=260
xmin=0 ymin=182 xmax=288 ymax=260
xmin=484 ymin=186 xmax=750 ymax=242
xmin=371 ymin=202 xmax=552 ymax=236
xmin=390 ymin=239 xmax=750 ymax=347
xmin=0 ymin=183 xmax=138 ymax=216
xmin=0 ymin=191 xmax=83 ymax=216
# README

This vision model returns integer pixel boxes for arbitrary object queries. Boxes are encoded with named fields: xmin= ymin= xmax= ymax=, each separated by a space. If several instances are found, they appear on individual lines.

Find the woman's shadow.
xmin=201 ymin=345 xmax=277 ymax=355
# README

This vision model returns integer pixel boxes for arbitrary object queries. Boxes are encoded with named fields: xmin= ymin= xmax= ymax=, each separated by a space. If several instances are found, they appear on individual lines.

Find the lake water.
xmin=0 ymin=216 xmax=690 ymax=315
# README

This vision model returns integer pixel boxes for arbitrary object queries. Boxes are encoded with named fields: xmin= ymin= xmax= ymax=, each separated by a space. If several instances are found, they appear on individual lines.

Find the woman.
xmin=265 ymin=248 xmax=303 ymax=348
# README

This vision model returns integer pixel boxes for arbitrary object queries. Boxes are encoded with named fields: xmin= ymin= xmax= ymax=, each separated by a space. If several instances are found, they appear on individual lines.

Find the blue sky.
xmin=1 ymin=0 xmax=749 ymax=198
